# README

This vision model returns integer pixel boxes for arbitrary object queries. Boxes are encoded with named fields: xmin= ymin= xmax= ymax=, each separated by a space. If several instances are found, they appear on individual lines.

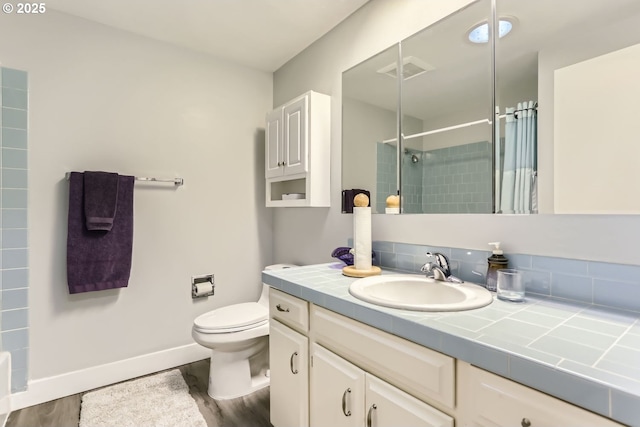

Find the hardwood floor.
xmin=6 ymin=359 xmax=273 ymax=427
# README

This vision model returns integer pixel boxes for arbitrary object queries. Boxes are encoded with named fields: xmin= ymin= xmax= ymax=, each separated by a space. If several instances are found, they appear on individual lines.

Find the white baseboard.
xmin=10 ymin=343 xmax=210 ymax=411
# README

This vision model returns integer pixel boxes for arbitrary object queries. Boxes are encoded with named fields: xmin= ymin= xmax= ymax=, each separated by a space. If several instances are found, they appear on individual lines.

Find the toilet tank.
xmin=264 ymin=264 xmax=298 ymax=271
xmin=259 ymin=264 xmax=298 ymax=305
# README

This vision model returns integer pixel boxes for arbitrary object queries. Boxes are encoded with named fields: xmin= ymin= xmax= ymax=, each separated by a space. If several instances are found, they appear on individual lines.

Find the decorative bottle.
xmin=486 ymin=242 xmax=509 ymax=291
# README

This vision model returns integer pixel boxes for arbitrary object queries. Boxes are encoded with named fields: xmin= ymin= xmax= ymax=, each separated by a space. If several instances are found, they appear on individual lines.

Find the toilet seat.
xmin=194 ymin=302 xmax=268 ymax=334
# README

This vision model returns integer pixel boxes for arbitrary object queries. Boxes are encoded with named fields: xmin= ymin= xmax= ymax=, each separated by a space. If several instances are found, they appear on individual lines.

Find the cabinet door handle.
xmin=276 ymin=304 xmax=290 ymax=312
xmin=282 ymin=161 xmax=286 ymax=166
xmin=341 ymin=388 xmax=352 ymax=417
xmin=277 ymin=162 xmax=282 ymax=166
xmin=521 ymin=418 xmax=531 ymax=427
xmin=366 ymin=404 xmax=377 ymax=427
xmin=290 ymin=351 xmax=299 ymax=374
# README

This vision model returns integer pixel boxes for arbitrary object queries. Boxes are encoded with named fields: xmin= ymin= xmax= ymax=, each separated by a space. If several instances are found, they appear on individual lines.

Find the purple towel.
xmin=67 ymin=172 xmax=135 ymax=294
xmin=84 ymin=171 xmax=119 ymax=231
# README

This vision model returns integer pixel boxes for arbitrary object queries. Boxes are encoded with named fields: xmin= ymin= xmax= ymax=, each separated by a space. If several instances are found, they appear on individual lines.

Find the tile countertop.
xmin=262 ymin=263 xmax=640 ymax=427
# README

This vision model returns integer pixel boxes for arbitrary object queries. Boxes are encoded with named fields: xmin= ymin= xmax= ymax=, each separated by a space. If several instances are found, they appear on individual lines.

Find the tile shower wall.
xmin=421 ymin=141 xmax=492 ymax=214
xmin=401 ymin=150 xmax=423 ymax=213
xmin=375 ymin=142 xmax=397 ymax=213
xmin=377 ymin=141 xmax=493 ymax=214
xmin=371 ymin=241 xmax=640 ymax=313
xmin=1 ymin=67 xmax=29 ymax=392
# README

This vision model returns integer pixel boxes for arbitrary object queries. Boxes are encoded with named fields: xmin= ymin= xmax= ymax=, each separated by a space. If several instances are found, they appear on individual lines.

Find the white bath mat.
xmin=79 ymin=369 xmax=207 ymax=427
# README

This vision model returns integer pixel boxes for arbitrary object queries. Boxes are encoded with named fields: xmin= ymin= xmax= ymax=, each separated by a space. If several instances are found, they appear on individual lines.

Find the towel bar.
xmin=65 ymin=172 xmax=184 ymax=186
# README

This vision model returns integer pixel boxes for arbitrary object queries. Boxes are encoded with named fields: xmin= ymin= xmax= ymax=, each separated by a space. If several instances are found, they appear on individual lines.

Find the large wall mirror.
xmin=342 ymin=0 xmax=640 ymax=214
xmin=342 ymin=44 xmax=400 ymax=214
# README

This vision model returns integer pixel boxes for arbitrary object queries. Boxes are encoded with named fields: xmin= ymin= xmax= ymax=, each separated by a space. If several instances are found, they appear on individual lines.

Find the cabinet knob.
xmin=282 ymin=161 xmax=286 ymax=166
xmin=277 ymin=162 xmax=282 ymax=166
xmin=290 ymin=351 xmax=299 ymax=374
xmin=342 ymin=388 xmax=352 ymax=417
xmin=521 ymin=418 xmax=531 ymax=427
xmin=366 ymin=404 xmax=377 ymax=427
xmin=276 ymin=304 xmax=290 ymax=312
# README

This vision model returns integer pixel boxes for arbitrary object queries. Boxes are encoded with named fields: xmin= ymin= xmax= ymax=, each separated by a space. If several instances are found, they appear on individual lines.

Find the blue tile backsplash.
xmin=370 ymin=240 xmax=640 ymax=313
xmin=1 ymin=66 xmax=29 ymax=392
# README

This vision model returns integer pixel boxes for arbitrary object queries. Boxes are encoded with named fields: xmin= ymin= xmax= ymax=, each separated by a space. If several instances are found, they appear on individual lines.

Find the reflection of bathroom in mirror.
xmin=400 ymin=0 xmax=492 ymax=214
xmin=496 ymin=0 xmax=640 ymax=214
xmin=342 ymin=44 xmax=399 ymax=214
xmin=342 ymin=0 xmax=640 ymax=215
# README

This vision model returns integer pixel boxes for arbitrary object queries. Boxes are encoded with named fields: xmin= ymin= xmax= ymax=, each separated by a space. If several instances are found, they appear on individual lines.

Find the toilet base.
xmin=207 ymin=340 xmax=269 ymax=400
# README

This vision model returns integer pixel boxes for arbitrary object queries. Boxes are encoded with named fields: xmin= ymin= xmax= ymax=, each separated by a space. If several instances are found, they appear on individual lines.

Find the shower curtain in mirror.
xmin=497 ymin=101 xmax=537 ymax=214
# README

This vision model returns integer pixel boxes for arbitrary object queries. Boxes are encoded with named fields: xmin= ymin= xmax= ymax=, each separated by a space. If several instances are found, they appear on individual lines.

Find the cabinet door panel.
xmin=283 ymin=96 xmax=308 ymax=176
xmin=266 ymin=108 xmax=283 ymax=178
xmin=365 ymin=374 xmax=453 ymax=427
xmin=310 ymin=343 xmax=365 ymax=427
xmin=270 ymin=319 xmax=309 ymax=427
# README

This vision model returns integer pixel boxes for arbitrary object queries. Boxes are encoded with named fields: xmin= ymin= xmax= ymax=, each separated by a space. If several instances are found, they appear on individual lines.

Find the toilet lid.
xmin=194 ymin=302 xmax=268 ymax=332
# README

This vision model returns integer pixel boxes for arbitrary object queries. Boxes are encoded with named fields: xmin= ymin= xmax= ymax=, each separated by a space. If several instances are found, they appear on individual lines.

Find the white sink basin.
xmin=349 ymin=274 xmax=493 ymax=312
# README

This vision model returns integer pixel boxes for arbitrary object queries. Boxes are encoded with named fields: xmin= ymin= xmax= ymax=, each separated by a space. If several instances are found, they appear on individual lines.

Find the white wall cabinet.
xmin=265 ymin=91 xmax=330 ymax=207
xmin=266 ymin=96 xmax=308 ymax=179
xmin=457 ymin=362 xmax=622 ymax=427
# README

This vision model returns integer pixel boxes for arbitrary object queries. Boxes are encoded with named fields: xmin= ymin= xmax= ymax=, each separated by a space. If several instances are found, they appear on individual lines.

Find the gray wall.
xmin=0 ymin=9 xmax=273 ymax=394
xmin=272 ymin=0 xmax=640 ymax=266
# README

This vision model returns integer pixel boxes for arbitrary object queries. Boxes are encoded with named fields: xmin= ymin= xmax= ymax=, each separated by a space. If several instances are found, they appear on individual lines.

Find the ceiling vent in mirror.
xmin=377 ymin=56 xmax=435 ymax=80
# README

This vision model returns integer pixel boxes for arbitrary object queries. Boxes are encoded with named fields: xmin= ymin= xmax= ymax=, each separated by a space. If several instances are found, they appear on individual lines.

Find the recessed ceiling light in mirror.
xmin=468 ymin=18 xmax=514 ymax=44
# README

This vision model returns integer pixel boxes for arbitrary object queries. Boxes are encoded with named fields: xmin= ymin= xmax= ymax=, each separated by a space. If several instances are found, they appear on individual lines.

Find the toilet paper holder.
xmin=191 ymin=274 xmax=215 ymax=299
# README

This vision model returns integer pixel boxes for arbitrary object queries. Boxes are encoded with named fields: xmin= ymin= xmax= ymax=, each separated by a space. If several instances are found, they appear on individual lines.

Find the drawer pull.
xmin=366 ymin=404 xmax=377 ymax=427
xmin=521 ymin=418 xmax=531 ymax=427
xmin=276 ymin=304 xmax=290 ymax=312
xmin=290 ymin=351 xmax=299 ymax=374
xmin=341 ymin=388 xmax=352 ymax=417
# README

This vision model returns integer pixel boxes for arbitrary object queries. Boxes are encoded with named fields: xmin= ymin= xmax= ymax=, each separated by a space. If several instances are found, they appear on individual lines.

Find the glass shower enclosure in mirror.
xmin=400 ymin=0 xmax=492 ymax=214
xmin=341 ymin=0 xmax=494 ymax=215
xmin=342 ymin=44 xmax=400 ymax=214
xmin=495 ymin=0 xmax=640 ymax=214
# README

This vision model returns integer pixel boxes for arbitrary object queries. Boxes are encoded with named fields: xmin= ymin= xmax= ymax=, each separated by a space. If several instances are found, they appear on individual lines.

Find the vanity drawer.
xmin=311 ymin=305 xmax=455 ymax=410
xmin=457 ymin=362 xmax=623 ymax=427
xmin=269 ymin=288 xmax=309 ymax=333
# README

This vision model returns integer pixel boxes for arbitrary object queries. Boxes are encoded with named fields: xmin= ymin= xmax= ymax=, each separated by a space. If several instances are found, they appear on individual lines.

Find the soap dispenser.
xmin=486 ymin=242 xmax=509 ymax=291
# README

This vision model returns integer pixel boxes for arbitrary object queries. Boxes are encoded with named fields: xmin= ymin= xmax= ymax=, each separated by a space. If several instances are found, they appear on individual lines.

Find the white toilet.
xmin=192 ymin=264 xmax=296 ymax=400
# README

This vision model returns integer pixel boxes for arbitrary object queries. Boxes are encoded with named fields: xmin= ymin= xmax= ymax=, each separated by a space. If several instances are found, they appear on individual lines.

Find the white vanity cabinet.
xmin=310 ymin=343 xmax=453 ymax=427
xmin=457 ymin=362 xmax=623 ymax=427
xmin=269 ymin=289 xmax=310 ymax=427
xmin=265 ymin=91 xmax=330 ymax=207
xmin=268 ymin=283 xmax=628 ymax=427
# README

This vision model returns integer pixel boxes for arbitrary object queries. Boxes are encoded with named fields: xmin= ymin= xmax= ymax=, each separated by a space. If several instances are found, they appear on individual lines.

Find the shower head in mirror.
xmin=404 ymin=148 xmax=420 ymax=164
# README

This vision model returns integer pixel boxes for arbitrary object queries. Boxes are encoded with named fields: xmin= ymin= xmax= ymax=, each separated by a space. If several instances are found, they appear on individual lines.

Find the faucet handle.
xmin=426 ymin=252 xmax=451 ymax=277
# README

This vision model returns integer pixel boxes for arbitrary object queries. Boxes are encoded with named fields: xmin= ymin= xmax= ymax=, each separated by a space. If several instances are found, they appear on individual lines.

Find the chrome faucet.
xmin=420 ymin=252 xmax=463 ymax=283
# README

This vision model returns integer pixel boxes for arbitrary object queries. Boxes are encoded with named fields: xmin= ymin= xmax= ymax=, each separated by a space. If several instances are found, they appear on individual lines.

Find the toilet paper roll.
xmin=353 ymin=206 xmax=372 ymax=271
xmin=193 ymin=282 xmax=213 ymax=297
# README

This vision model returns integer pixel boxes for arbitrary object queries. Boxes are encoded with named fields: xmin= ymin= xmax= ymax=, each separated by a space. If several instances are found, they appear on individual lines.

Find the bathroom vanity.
xmin=264 ymin=264 xmax=637 ymax=427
